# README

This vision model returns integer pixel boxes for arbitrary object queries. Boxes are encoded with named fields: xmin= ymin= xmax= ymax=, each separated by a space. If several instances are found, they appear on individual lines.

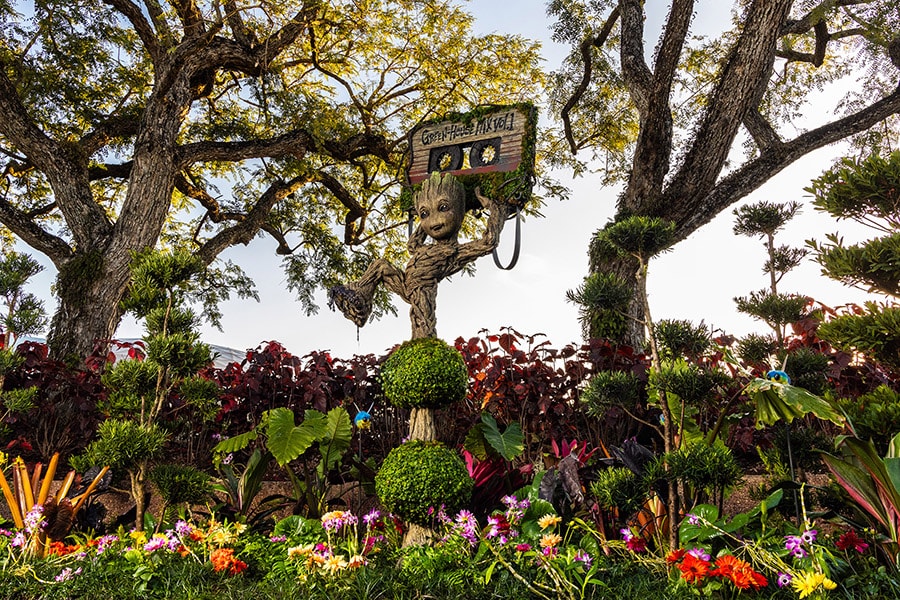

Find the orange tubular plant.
xmin=0 ymin=453 xmax=109 ymax=557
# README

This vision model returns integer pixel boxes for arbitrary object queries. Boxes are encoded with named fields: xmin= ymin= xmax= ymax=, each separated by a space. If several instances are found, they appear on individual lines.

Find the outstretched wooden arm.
xmin=453 ymin=188 xmax=510 ymax=266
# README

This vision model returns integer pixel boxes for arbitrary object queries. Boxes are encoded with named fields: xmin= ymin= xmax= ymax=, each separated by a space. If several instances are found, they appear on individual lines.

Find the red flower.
xmin=678 ymin=554 xmax=710 ymax=585
xmin=836 ymin=529 xmax=869 ymax=553
xmin=666 ymin=548 xmax=686 ymax=565
xmin=625 ymin=536 xmax=647 ymax=553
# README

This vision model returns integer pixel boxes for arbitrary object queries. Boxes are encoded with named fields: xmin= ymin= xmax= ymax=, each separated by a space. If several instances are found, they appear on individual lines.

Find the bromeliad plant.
xmin=0 ymin=453 xmax=108 ymax=558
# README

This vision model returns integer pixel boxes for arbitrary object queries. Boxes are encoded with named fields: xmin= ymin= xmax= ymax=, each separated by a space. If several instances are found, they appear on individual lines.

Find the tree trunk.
xmin=407 ymin=408 xmax=435 ymax=442
xmin=587 ymin=253 xmax=646 ymax=348
xmin=46 ymin=249 xmax=132 ymax=362
xmin=130 ymin=466 xmax=149 ymax=532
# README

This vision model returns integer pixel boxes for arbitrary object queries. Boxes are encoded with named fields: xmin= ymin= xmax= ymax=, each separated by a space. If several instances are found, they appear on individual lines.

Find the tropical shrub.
xmin=375 ymin=441 xmax=473 ymax=526
xmin=380 ymin=337 xmax=467 ymax=409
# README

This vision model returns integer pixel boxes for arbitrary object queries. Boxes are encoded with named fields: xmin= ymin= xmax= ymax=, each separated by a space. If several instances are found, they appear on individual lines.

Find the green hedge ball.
xmin=375 ymin=441 xmax=473 ymax=526
xmin=380 ymin=337 xmax=468 ymax=409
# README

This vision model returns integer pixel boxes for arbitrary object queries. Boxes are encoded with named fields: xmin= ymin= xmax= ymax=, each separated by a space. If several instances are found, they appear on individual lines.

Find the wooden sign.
xmin=407 ymin=105 xmax=535 ymax=190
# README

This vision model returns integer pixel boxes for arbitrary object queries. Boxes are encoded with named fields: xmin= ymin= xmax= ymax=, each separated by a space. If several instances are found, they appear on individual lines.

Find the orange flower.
xmin=46 ymin=541 xmax=80 ymax=556
xmin=711 ymin=555 xmax=767 ymax=590
xmin=666 ymin=548 xmax=686 ymax=565
xmin=731 ymin=563 xmax=767 ymax=590
xmin=678 ymin=554 xmax=710 ymax=585
xmin=210 ymin=547 xmax=248 ymax=576
xmin=711 ymin=554 xmax=741 ymax=579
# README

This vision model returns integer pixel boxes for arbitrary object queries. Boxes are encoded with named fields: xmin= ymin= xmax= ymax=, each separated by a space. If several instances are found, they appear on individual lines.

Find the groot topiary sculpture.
xmin=329 ymin=171 xmax=508 ymax=443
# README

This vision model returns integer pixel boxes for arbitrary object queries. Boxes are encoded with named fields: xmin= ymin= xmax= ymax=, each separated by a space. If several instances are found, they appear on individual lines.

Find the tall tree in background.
xmin=0 ymin=0 xmax=543 ymax=360
xmin=550 ymin=0 xmax=900 ymax=346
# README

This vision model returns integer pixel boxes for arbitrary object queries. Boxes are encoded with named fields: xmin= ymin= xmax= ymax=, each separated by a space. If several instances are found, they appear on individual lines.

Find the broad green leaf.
xmin=746 ymin=378 xmax=845 ymax=427
xmin=267 ymin=407 xmax=328 ymax=466
xmin=463 ymin=423 xmax=489 ymax=461
xmin=212 ymin=428 xmax=258 ymax=456
xmin=319 ymin=407 xmax=353 ymax=473
xmin=480 ymin=413 xmax=524 ymax=461
xmin=484 ymin=560 xmax=497 ymax=584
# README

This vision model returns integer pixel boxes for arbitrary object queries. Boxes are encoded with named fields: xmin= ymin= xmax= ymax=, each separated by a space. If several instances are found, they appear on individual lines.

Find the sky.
xmin=19 ymin=1 xmax=888 ymax=360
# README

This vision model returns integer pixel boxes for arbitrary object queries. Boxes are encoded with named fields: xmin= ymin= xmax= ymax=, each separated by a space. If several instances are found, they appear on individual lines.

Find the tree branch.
xmin=79 ymin=115 xmax=142 ymax=157
xmin=177 ymin=129 xmax=389 ymax=168
xmin=625 ymin=0 xmax=694 ymax=209
xmin=661 ymin=0 xmax=792 ymax=212
xmin=560 ymin=7 xmax=621 ymax=154
xmin=0 ymin=193 xmax=73 ymax=264
xmin=776 ymin=20 xmax=829 ymax=66
xmin=194 ymin=176 xmax=307 ymax=265
xmin=742 ymin=109 xmax=783 ymax=150
xmin=316 ymin=171 xmax=367 ymax=245
xmin=88 ymin=162 xmax=133 ymax=181
xmin=781 ymin=0 xmax=871 ymax=35
xmin=674 ymin=82 xmax=900 ymax=242
xmin=101 ymin=0 xmax=161 ymax=64
xmin=177 ymin=130 xmax=315 ymax=167
xmin=223 ymin=0 xmax=259 ymax=49
xmin=172 ymin=0 xmax=206 ymax=40
xmin=0 ymin=67 xmax=114 ymax=247
xmin=619 ymin=0 xmax=653 ymax=117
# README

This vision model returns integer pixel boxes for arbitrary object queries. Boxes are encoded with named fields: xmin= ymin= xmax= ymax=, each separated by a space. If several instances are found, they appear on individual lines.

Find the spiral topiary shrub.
xmin=375 ymin=441 xmax=473 ymax=526
xmin=380 ymin=337 xmax=467 ymax=409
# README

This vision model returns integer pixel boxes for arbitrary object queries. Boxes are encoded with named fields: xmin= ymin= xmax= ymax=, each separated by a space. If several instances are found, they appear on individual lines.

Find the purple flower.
xmin=23 ymin=504 xmax=45 ymax=534
xmin=686 ymin=513 xmax=700 ymax=526
xmin=11 ymin=532 xmax=26 ymax=548
xmin=143 ymin=536 xmax=168 ymax=552
xmin=801 ymin=529 xmax=817 ymax=545
xmin=777 ymin=572 xmax=793 ymax=588
xmin=175 ymin=520 xmax=193 ymax=537
xmin=363 ymin=509 xmax=381 ymax=526
xmin=96 ymin=534 xmax=118 ymax=554
xmin=687 ymin=547 xmax=710 ymax=561
xmin=269 ymin=535 xmax=287 ymax=543
xmin=575 ymin=549 xmax=592 ymax=568
xmin=54 ymin=567 xmax=82 ymax=582
xmin=620 ymin=527 xmax=634 ymax=542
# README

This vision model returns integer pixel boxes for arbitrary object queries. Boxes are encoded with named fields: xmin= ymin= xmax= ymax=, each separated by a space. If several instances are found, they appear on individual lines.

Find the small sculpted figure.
xmin=329 ymin=172 xmax=508 ymax=339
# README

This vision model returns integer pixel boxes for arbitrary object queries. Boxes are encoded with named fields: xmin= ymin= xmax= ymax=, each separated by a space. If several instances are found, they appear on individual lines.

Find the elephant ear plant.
xmin=212 ymin=405 xmax=353 ymax=521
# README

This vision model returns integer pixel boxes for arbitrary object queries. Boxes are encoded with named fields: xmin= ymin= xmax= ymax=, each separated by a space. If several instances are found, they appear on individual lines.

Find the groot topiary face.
xmin=380 ymin=337 xmax=468 ymax=409
xmin=415 ymin=172 xmax=466 ymax=241
xmin=375 ymin=441 xmax=473 ymax=526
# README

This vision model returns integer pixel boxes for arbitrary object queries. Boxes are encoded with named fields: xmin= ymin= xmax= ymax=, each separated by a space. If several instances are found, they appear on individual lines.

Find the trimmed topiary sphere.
xmin=380 ymin=337 xmax=468 ymax=409
xmin=375 ymin=441 xmax=473 ymax=526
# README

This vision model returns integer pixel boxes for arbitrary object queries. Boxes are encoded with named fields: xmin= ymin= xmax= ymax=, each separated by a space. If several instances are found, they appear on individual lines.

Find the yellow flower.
xmin=321 ymin=510 xmax=345 ymax=522
xmin=0 ymin=450 xmax=7 ymax=466
xmin=129 ymin=530 xmax=147 ymax=546
xmin=322 ymin=554 xmax=348 ymax=574
xmin=232 ymin=523 xmax=246 ymax=535
xmin=287 ymin=544 xmax=314 ymax=560
xmin=537 ymin=514 xmax=561 ymax=530
xmin=792 ymin=572 xmax=830 ymax=599
xmin=540 ymin=533 xmax=562 ymax=548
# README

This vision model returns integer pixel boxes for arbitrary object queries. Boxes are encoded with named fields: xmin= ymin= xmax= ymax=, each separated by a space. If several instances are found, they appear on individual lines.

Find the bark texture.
xmin=562 ymin=0 xmax=900 ymax=347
